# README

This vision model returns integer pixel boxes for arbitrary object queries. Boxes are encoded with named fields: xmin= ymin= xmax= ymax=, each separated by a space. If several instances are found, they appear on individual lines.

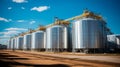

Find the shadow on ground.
xmin=0 ymin=52 xmax=70 ymax=67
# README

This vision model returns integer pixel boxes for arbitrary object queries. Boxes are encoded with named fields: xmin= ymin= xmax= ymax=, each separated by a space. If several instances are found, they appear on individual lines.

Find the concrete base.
xmin=31 ymin=49 xmax=45 ymax=52
xmin=46 ymin=48 xmax=68 ymax=52
xmin=72 ymin=48 xmax=105 ymax=53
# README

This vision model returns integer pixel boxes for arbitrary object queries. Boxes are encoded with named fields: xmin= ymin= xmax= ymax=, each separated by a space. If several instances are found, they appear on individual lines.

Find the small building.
xmin=107 ymin=35 xmax=120 ymax=48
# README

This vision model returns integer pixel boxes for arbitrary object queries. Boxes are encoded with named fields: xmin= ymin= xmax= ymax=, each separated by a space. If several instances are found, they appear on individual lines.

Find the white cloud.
xmin=17 ymin=20 xmax=25 ymax=22
xmin=0 ymin=17 xmax=10 ymax=22
xmin=5 ymin=27 xmax=28 ymax=31
xmin=30 ymin=21 xmax=36 ymax=24
xmin=0 ymin=32 xmax=4 ymax=34
xmin=0 ymin=35 xmax=10 ymax=40
xmin=0 ymin=31 xmax=17 ymax=35
xmin=8 ymin=7 xmax=12 ymax=10
xmin=31 ymin=6 xmax=50 ymax=12
xmin=12 ymin=0 xmax=28 ymax=3
xmin=4 ymin=31 xmax=20 ymax=35
xmin=0 ymin=28 xmax=27 ymax=38
xmin=1 ymin=35 xmax=11 ymax=38
xmin=21 ymin=7 xmax=25 ymax=9
xmin=0 ymin=31 xmax=20 ymax=38
xmin=0 ymin=27 xmax=27 ymax=45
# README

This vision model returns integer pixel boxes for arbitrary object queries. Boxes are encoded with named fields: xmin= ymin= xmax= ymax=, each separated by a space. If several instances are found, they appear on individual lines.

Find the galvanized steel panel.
xmin=31 ymin=31 xmax=45 ymax=49
xmin=46 ymin=25 xmax=70 ymax=49
xmin=72 ymin=18 xmax=106 ymax=49
xmin=23 ymin=34 xmax=31 ymax=50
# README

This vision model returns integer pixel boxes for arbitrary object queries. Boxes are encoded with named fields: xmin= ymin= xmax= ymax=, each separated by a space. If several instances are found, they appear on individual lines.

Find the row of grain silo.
xmin=8 ymin=25 xmax=72 ymax=52
xmin=8 ymin=10 xmax=119 ymax=53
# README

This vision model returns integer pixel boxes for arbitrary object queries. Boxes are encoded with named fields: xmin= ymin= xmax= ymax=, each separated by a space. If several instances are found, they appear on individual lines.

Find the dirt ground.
xmin=0 ymin=50 xmax=120 ymax=67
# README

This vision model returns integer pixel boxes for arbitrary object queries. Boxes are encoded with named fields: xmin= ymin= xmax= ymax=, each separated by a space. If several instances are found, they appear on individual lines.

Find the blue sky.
xmin=0 ymin=0 xmax=120 ymax=45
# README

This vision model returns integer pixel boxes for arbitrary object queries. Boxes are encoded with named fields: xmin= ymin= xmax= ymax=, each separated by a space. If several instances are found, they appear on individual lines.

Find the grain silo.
xmin=14 ymin=37 xmax=19 ymax=50
xmin=46 ymin=20 xmax=72 ymax=52
xmin=31 ymin=27 xmax=46 ymax=51
xmin=8 ymin=39 xmax=11 ymax=50
xmin=12 ymin=38 xmax=16 ymax=50
xmin=72 ymin=10 xmax=107 ymax=53
xmin=23 ymin=31 xmax=32 ymax=50
xmin=10 ymin=38 xmax=14 ymax=50
xmin=13 ymin=38 xmax=16 ymax=50
xmin=17 ymin=36 xmax=24 ymax=50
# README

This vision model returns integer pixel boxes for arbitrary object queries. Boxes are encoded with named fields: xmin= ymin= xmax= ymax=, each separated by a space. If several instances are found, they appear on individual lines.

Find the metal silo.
xmin=12 ymin=38 xmax=16 ymax=50
xmin=23 ymin=34 xmax=31 ymax=50
xmin=14 ymin=37 xmax=19 ymax=50
xmin=31 ymin=31 xmax=45 ymax=51
xmin=46 ymin=23 xmax=71 ymax=52
xmin=8 ymin=39 xmax=11 ymax=50
xmin=10 ymin=38 xmax=14 ymax=50
xmin=72 ymin=11 xmax=107 ymax=53
xmin=17 ymin=36 xmax=24 ymax=50
xmin=46 ymin=27 xmax=52 ymax=51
